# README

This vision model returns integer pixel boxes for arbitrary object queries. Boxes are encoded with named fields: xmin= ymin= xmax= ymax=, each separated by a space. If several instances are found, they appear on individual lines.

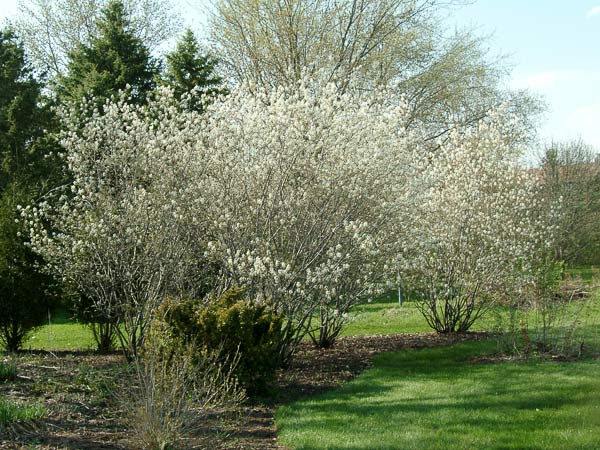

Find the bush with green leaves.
xmin=0 ymin=189 xmax=56 ymax=352
xmin=159 ymin=288 xmax=283 ymax=394
xmin=0 ymin=28 xmax=62 ymax=352
xmin=127 ymin=317 xmax=244 ymax=450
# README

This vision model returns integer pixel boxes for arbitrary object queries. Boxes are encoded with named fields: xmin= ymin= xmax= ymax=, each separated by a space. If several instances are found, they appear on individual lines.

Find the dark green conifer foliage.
xmin=56 ymin=0 xmax=160 ymax=110
xmin=0 ymin=29 xmax=59 ymax=351
xmin=0 ymin=29 xmax=60 ymax=191
xmin=161 ymin=28 xmax=226 ymax=112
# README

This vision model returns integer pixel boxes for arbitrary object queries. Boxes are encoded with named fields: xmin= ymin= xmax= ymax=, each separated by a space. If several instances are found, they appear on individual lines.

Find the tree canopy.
xmin=540 ymin=140 xmax=600 ymax=265
xmin=55 ymin=0 xmax=160 ymax=110
xmin=15 ymin=0 xmax=181 ymax=77
xmin=0 ymin=29 xmax=60 ymax=351
xmin=0 ymin=29 xmax=60 ymax=192
xmin=209 ymin=0 xmax=543 ymax=141
xmin=161 ymin=28 xmax=227 ymax=112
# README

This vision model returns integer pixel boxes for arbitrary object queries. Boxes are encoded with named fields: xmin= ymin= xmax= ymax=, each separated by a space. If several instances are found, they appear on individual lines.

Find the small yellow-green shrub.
xmin=159 ymin=288 xmax=283 ymax=394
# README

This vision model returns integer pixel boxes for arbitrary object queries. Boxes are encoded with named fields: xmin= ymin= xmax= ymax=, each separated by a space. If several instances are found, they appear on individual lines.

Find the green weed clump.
xmin=0 ymin=362 xmax=17 ymax=382
xmin=0 ymin=397 xmax=46 ymax=427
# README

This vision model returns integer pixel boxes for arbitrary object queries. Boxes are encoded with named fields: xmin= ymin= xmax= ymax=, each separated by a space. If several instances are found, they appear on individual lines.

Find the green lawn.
xmin=20 ymin=279 xmax=600 ymax=351
xmin=344 ymin=286 xmax=600 ymax=342
xmin=277 ymin=277 xmax=600 ymax=450
xmin=23 ymin=309 xmax=96 ymax=351
xmin=276 ymin=340 xmax=600 ymax=450
xmin=342 ymin=292 xmax=431 ymax=336
xmin=7 ymin=269 xmax=600 ymax=449
xmin=342 ymin=291 xmax=512 ymax=336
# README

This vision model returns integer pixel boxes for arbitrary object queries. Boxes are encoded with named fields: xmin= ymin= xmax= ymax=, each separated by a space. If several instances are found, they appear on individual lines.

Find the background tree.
xmin=0 ymin=29 xmax=61 ymax=351
xmin=0 ymin=188 xmax=56 ymax=352
xmin=15 ymin=0 xmax=181 ymax=77
xmin=161 ymin=28 xmax=227 ymax=112
xmin=55 ymin=0 xmax=160 ymax=110
xmin=539 ymin=140 xmax=600 ymax=266
xmin=0 ymin=29 xmax=62 ymax=192
xmin=208 ymin=0 xmax=543 ymax=142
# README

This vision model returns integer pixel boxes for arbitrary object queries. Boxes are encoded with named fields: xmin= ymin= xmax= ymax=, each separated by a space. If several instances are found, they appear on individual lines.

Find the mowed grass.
xmin=341 ymin=293 xmax=511 ymax=337
xmin=23 ymin=309 xmax=96 ymax=351
xmin=342 ymin=292 xmax=431 ymax=336
xmin=276 ymin=339 xmax=600 ymax=450
xmin=278 ymin=276 xmax=600 ymax=450
xmin=19 ymin=272 xmax=600 ymax=350
xmin=343 ymin=281 xmax=600 ymax=340
xmin=343 ymin=290 xmax=512 ymax=337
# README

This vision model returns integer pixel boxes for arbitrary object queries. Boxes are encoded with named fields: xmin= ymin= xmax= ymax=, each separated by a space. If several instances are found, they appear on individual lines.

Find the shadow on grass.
xmin=276 ymin=340 xmax=600 ymax=450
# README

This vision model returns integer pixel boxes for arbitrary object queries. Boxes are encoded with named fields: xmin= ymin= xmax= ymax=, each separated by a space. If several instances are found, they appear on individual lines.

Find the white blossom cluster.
xmin=199 ymin=80 xmax=418 ymax=354
xmin=25 ymin=82 xmax=419 ymax=358
xmin=24 ymin=78 xmax=557 ymax=356
xmin=398 ymin=110 xmax=559 ymax=332
xmin=24 ymin=91 xmax=210 ymax=357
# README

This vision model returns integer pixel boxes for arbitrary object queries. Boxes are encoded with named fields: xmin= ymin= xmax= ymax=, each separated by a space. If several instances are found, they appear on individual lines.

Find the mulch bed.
xmin=0 ymin=332 xmax=488 ymax=450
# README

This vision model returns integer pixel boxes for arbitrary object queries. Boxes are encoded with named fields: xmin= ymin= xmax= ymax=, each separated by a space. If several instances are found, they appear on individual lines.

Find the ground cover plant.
xmin=0 ymin=397 xmax=46 ymax=432
xmin=0 ymin=361 xmax=17 ymax=382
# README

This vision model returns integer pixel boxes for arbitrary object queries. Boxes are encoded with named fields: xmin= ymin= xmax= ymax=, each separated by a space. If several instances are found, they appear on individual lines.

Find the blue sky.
xmin=450 ymin=0 xmax=600 ymax=150
xmin=1 ymin=0 xmax=599 ymax=150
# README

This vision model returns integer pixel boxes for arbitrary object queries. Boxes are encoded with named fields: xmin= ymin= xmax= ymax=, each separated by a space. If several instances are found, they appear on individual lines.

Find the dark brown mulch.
xmin=0 ymin=332 xmax=488 ymax=450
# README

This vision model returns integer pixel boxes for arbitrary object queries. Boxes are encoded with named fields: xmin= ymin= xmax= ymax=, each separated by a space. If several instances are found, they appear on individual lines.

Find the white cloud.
xmin=586 ymin=6 xmax=600 ymax=18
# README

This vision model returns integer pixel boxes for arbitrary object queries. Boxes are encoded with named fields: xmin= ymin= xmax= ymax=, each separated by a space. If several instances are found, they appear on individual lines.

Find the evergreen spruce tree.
xmin=0 ymin=30 xmax=60 ymax=191
xmin=0 ymin=29 xmax=60 ymax=351
xmin=56 ymin=0 xmax=160 ymax=110
xmin=161 ymin=28 xmax=227 ymax=112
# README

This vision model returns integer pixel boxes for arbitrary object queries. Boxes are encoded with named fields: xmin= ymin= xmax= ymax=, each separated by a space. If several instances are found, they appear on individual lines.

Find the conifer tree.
xmin=56 ymin=0 xmax=160 ymax=110
xmin=161 ymin=28 xmax=226 ymax=112
xmin=0 ymin=29 xmax=59 ymax=351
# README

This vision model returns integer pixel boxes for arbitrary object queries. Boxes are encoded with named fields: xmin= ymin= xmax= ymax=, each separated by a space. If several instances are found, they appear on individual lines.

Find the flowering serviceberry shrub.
xmin=27 ymin=79 xmax=419 ymax=362
xmin=25 ymin=90 xmax=211 ymax=359
xmin=199 ymin=79 xmax=418 ymax=358
xmin=398 ymin=110 xmax=558 ymax=333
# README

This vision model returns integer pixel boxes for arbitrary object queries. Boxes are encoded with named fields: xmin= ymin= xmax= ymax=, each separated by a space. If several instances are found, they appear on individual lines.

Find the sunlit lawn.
xmin=276 ymin=340 xmax=600 ymax=450
xmin=278 ymin=274 xmax=600 ymax=450
xmin=22 ymin=273 xmax=600 ymax=350
xmin=341 ymin=291 xmax=431 ymax=336
xmin=23 ymin=309 xmax=96 ymax=351
xmin=344 ymin=281 xmax=600 ymax=342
